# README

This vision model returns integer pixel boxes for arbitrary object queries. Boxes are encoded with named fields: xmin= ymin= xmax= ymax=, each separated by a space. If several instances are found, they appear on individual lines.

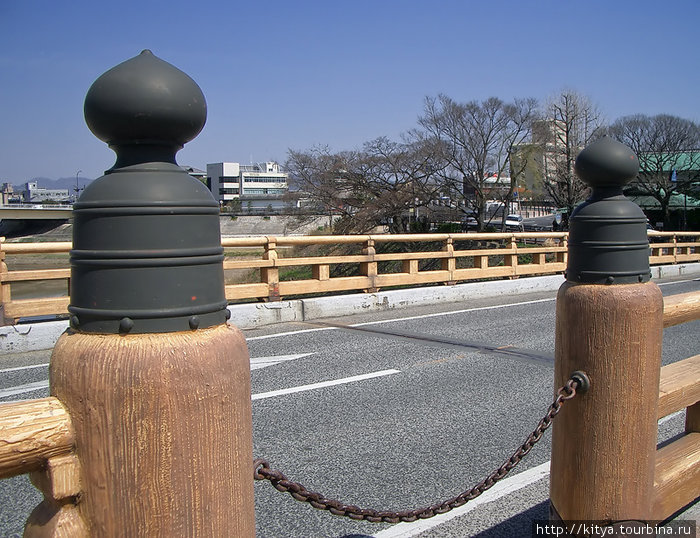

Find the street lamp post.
xmin=75 ymin=170 xmax=82 ymax=202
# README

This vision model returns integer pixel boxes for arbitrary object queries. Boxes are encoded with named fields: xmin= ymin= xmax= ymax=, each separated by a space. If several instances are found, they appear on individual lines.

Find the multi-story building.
xmin=22 ymin=181 xmax=70 ymax=203
xmin=206 ymin=162 xmax=288 ymax=211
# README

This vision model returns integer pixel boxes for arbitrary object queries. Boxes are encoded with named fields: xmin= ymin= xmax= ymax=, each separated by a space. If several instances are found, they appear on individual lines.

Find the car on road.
xmin=505 ymin=214 xmax=524 ymax=230
xmin=461 ymin=215 xmax=478 ymax=230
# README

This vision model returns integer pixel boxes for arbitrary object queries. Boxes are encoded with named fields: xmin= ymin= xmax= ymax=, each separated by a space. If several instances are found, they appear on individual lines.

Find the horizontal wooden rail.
xmin=653 ymin=302 xmax=700 ymax=520
xmin=657 ymin=354 xmax=700 ymax=420
xmin=653 ymin=432 xmax=700 ymax=520
xmin=0 ymin=397 xmax=75 ymax=479
xmin=0 ymin=231 xmax=698 ymax=323
xmin=663 ymin=291 xmax=700 ymax=328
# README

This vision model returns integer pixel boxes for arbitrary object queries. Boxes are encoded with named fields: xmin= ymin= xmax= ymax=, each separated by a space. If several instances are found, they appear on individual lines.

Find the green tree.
xmin=608 ymin=114 xmax=700 ymax=229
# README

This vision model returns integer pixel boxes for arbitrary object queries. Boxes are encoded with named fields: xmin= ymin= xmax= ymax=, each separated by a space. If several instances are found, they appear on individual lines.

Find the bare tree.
xmin=286 ymin=137 xmax=444 ymax=234
xmin=536 ymin=91 xmax=606 ymax=222
xmin=346 ymin=137 xmax=444 ymax=233
xmin=285 ymin=145 xmax=359 ymax=229
xmin=608 ymin=114 xmax=700 ymax=229
xmin=418 ymin=95 xmax=538 ymax=231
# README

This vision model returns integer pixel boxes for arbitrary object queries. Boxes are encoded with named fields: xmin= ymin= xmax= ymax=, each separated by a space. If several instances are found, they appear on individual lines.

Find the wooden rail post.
xmin=442 ymin=237 xmax=456 ymax=284
xmin=550 ymin=138 xmax=664 ymax=528
xmin=0 ymin=238 xmax=13 ymax=325
xmin=361 ymin=238 xmax=378 ymax=292
xmin=262 ymin=237 xmax=280 ymax=301
xmin=46 ymin=51 xmax=255 ymax=536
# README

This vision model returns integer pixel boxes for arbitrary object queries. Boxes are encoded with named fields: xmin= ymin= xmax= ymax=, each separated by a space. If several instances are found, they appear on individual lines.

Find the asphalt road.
xmin=1 ymin=275 xmax=698 ymax=537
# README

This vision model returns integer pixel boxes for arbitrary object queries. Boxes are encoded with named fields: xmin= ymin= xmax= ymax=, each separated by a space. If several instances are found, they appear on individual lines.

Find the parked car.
xmin=505 ymin=214 xmax=524 ymax=230
xmin=461 ymin=215 xmax=478 ymax=230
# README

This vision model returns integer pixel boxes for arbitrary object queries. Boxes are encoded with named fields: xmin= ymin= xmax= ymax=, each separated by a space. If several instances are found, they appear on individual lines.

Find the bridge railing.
xmin=0 ymin=231 xmax=698 ymax=324
xmin=654 ymin=291 xmax=700 ymax=519
xmin=1 ymin=291 xmax=697 ymax=528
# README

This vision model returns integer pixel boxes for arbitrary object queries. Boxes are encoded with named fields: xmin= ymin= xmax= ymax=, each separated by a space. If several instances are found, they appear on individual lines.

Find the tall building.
xmin=206 ymin=162 xmax=288 ymax=203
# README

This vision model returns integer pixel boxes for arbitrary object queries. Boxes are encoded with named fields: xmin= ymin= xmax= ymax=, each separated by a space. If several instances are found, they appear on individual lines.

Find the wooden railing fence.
xmin=1 ymin=231 xmax=698 ymax=324
xmin=653 ymin=291 xmax=700 ymax=519
xmin=1 ymin=289 xmax=698 ymax=531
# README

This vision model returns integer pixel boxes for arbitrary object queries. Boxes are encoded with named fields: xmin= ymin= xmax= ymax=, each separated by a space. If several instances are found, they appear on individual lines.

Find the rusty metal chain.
xmin=253 ymin=373 xmax=586 ymax=524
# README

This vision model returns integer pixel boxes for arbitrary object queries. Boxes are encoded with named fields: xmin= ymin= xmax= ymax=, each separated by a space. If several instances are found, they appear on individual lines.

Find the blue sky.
xmin=1 ymin=0 xmax=699 ymax=182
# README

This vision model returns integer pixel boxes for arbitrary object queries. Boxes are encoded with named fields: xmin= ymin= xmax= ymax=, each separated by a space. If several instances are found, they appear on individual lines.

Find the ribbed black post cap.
xmin=69 ymin=51 xmax=229 ymax=334
xmin=566 ymin=137 xmax=650 ymax=285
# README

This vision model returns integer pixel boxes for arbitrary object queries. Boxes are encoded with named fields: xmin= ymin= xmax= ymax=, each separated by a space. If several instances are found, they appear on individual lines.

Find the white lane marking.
xmin=0 ymin=380 xmax=49 ymax=399
xmin=246 ymin=282 xmax=698 ymax=342
xmin=353 ymin=298 xmax=555 ymax=328
xmin=0 ymin=363 xmax=49 ymax=373
xmin=657 ymin=279 xmax=698 ymax=287
xmin=248 ymin=326 xmax=335 ymax=341
xmin=0 ymin=355 xmax=314 ymax=375
xmin=247 ymin=298 xmax=557 ymax=341
xmin=250 ymin=353 xmax=315 ymax=371
xmin=373 ymin=461 xmax=551 ymax=538
xmin=373 ymin=410 xmax=690 ymax=538
xmin=1 ymin=368 xmax=400 ymax=401
xmin=251 ymin=369 xmax=400 ymax=401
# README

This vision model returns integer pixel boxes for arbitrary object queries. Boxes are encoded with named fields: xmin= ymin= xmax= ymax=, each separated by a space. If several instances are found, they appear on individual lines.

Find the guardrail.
xmin=0 ymin=231 xmax=698 ymax=324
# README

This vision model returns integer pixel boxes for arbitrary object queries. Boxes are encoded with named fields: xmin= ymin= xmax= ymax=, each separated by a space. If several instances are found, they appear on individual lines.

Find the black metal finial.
xmin=84 ymin=49 xmax=207 ymax=170
xmin=566 ymin=137 xmax=650 ymax=285
xmin=69 ymin=51 xmax=228 ymax=334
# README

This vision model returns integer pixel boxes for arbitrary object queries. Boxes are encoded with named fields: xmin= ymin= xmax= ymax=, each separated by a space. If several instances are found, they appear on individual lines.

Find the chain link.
xmin=253 ymin=376 xmax=582 ymax=524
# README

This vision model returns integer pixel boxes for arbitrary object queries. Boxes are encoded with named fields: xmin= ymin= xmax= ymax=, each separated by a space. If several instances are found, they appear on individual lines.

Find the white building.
xmin=206 ymin=162 xmax=288 ymax=203
xmin=23 ymin=181 xmax=70 ymax=203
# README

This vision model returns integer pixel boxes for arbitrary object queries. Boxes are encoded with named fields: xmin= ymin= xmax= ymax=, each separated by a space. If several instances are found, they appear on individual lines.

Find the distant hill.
xmin=12 ymin=176 xmax=94 ymax=193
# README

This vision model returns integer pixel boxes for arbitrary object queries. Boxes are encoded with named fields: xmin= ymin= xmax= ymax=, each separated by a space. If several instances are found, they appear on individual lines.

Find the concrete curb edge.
xmin=1 ymin=263 xmax=698 ymax=354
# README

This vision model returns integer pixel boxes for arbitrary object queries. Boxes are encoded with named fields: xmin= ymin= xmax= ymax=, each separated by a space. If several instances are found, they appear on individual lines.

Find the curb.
xmin=1 ymin=264 xmax=698 ymax=354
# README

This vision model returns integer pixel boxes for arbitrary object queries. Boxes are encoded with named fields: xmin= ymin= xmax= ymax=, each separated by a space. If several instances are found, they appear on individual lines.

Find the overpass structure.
xmin=0 ymin=205 xmax=73 ymax=220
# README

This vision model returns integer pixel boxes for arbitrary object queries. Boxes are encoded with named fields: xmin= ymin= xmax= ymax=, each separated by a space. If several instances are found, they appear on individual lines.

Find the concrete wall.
xmin=14 ymin=216 xmax=331 ymax=241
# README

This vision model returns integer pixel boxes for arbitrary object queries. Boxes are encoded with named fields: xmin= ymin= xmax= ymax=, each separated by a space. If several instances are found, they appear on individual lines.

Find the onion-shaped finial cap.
xmin=84 ymin=49 xmax=206 ymax=149
xmin=574 ymin=136 xmax=639 ymax=188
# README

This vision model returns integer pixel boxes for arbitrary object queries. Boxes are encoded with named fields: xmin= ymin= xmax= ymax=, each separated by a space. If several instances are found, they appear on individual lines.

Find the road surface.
xmin=1 ymin=276 xmax=698 ymax=537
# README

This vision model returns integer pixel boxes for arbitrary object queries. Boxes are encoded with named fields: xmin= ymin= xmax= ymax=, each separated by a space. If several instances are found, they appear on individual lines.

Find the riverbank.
xmin=3 ymin=215 xmax=331 ymax=243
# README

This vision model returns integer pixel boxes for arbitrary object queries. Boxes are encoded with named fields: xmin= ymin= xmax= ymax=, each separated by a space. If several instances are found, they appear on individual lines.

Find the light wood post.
xmin=361 ymin=238 xmax=378 ymax=293
xmin=0 ymin=238 xmax=13 ymax=325
xmin=25 ymin=454 xmax=88 ymax=537
xmin=49 ymin=325 xmax=254 ymax=537
xmin=441 ymin=237 xmax=456 ymax=284
xmin=550 ymin=137 xmax=663 ymax=528
xmin=506 ymin=234 xmax=518 ymax=277
xmin=262 ymin=237 xmax=280 ymax=301
xmin=551 ymin=281 xmax=663 ymax=522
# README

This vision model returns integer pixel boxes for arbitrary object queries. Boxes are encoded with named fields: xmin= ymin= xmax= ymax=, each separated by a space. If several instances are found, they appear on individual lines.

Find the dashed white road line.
xmin=0 ymin=380 xmax=49 ymax=399
xmin=1 ymin=368 xmax=401 ymax=402
xmin=0 ymin=363 xmax=49 ymax=374
xmin=250 ymin=353 xmax=315 ymax=370
xmin=251 ymin=369 xmax=400 ymax=401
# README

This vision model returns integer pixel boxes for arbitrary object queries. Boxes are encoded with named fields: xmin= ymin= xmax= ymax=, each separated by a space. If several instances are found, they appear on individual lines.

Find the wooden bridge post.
xmin=42 ymin=51 xmax=255 ymax=536
xmin=550 ymin=138 xmax=664 ymax=527
xmin=0 ymin=238 xmax=14 ymax=326
xmin=262 ymin=237 xmax=281 ymax=301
